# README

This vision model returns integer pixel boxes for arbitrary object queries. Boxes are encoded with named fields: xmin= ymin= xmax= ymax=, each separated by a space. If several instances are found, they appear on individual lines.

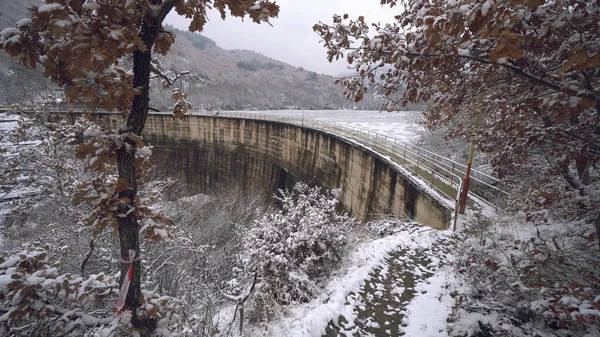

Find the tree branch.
xmin=343 ymin=45 xmax=567 ymax=94
xmin=80 ymin=238 xmax=95 ymax=277
xmin=414 ymin=52 xmax=563 ymax=92
xmin=156 ymin=0 xmax=181 ymax=25
xmin=50 ymin=305 xmax=114 ymax=327
xmin=149 ymin=59 xmax=190 ymax=87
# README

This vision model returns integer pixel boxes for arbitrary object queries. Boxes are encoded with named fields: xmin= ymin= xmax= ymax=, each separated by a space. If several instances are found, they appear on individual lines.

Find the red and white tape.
xmin=116 ymin=249 xmax=139 ymax=312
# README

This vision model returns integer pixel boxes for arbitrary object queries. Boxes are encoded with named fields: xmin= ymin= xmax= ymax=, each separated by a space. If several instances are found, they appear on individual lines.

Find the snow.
xmin=3 ymin=106 xmax=593 ymax=336
xmin=137 ymin=147 xmax=152 ymax=157
xmin=403 ymin=268 xmax=457 ymax=337
xmin=7 ymin=35 xmax=21 ymax=44
xmin=82 ymin=2 xmax=101 ymax=11
xmin=16 ymin=19 xmax=31 ymax=28
xmin=0 ymin=27 xmax=18 ymax=38
xmin=54 ymin=20 xmax=72 ymax=28
xmin=109 ymin=29 xmax=123 ymax=41
xmin=38 ymin=3 xmax=63 ymax=13
xmin=481 ymin=0 xmax=492 ymax=16
xmin=0 ymin=275 xmax=14 ymax=288
xmin=219 ymin=110 xmax=425 ymax=144
xmin=247 ymin=222 xmax=457 ymax=337
xmin=26 ymin=275 xmax=46 ymax=286
xmin=451 ymin=309 xmax=501 ymax=336
xmin=0 ymin=119 xmax=18 ymax=131
xmin=553 ymin=20 xmax=567 ymax=29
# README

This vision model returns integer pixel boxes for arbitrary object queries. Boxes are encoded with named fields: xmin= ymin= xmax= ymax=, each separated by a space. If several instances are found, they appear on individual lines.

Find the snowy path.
xmin=322 ymin=231 xmax=456 ymax=337
xmin=257 ymin=222 xmax=458 ymax=337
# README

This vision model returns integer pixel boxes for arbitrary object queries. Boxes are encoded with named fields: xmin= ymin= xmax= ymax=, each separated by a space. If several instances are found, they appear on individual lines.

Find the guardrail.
xmin=192 ymin=111 xmax=509 ymax=212
xmin=1 ymin=105 xmax=509 ymax=212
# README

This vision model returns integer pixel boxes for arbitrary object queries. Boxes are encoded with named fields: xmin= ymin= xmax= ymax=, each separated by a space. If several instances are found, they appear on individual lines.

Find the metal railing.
xmin=0 ymin=105 xmax=509 ymax=211
xmin=191 ymin=111 xmax=509 ymax=211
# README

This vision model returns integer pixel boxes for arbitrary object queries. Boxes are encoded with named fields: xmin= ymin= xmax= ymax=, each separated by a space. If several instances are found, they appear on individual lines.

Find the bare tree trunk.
xmin=575 ymin=156 xmax=591 ymax=185
xmin=595 ymin=212 xmax=600 ymax=252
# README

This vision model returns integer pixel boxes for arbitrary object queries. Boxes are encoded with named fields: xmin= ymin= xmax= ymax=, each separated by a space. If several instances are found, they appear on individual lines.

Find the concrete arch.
xmin=96 ymin=113 xmax=452 ymax=229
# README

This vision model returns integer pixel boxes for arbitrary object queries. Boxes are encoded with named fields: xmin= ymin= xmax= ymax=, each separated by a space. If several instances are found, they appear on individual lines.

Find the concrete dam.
xmin=94 ymin=113 xmax=453 ymax=229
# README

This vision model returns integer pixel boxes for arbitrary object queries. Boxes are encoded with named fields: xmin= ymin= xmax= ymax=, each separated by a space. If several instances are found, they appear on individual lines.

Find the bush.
xmin=449 ymin=215 xmax=600 ymax=337
xmin=243 ymin=182 xmax=353 ymax=320
xmin=236 ymin=61 xmax=258 ymax=71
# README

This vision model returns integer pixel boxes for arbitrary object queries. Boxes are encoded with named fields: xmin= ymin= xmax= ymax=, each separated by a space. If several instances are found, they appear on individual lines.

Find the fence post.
xmin=416 ymin=148 xmax=420 ymax=176
xmin=453 ymin=181 xmax=461 ymax=232
xmin=495 ymin=181 xmax=503 ymax=212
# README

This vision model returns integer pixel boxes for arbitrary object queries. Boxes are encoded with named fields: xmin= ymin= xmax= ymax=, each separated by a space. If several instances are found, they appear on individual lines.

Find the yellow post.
xmin=459 ymin=111 xmax=481 ymax=214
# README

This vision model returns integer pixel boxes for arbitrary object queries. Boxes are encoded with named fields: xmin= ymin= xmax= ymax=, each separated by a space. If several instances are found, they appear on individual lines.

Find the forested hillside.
xmin=150 ymin=26 xmax=391 ymax=111
xmin=0 ymin=2 xmax=408 ymax=110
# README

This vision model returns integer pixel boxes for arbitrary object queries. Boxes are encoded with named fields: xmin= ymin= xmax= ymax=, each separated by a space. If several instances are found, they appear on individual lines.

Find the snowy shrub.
xmin=0 ymin=242 xmax=117 ymax=335
xmin=243 ymin=182 xmax=353 ymax=320
xmin=0 ymin=241 xmax=181 ymax=336
xmin=450 ymin=216 xmax=600 ymax=337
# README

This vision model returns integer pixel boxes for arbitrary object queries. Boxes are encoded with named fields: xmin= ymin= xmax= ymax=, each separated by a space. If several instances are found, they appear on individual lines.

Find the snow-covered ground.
xmin=3 ymin=110 xmax=596 ymax=337
xmin=216 ymin=220 xmax=461 ymax=337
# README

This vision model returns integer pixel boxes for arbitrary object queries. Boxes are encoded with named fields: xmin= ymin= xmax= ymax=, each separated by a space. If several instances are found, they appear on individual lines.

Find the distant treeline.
xmin=236 ymin=59 xmax=285 ymax=71
xmin=165 ymin=24 xmax=216 ymax=50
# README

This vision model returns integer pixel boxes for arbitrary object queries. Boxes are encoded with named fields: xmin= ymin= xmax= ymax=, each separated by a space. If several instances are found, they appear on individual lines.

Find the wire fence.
xmin=0 ymin=105 xmax=509 ymax=211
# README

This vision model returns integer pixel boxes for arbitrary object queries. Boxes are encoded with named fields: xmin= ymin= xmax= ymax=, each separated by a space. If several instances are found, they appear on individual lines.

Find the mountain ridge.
xmin=0 ymin=4 xmax=404 ymax=110
xmin=149 ymin=25 xmax=383 ymax=110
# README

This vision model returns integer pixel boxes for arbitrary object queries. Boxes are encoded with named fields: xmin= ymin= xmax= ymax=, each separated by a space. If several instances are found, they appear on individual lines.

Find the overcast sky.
xmin=165 ymin=1 xmax=397 ymax=76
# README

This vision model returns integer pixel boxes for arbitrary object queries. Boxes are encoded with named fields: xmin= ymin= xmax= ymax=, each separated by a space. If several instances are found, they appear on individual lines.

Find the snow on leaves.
xmin=175 ymin=0 xmax=280 ymax=32
xmin=72 ymin=122 xmax=172 ymax=241
xmin=0 ymin=0 xmax=279 ymax=117
xmin=315 ymin=0 xmax=599 ymax=213
xmin=0 ymin=242 xmax=117 ymax=336
xmin=0 ymin=241 xmax=178 ymax=336
xmin=244 ymin=183 xmax=353 ymax=319
xmin=171 ymin=88 xmax=192 ymax=119
xmin=454 ymin=217 xmax=600 ymax=336
xmin=0 ymin=0 xmax=279 ymax=333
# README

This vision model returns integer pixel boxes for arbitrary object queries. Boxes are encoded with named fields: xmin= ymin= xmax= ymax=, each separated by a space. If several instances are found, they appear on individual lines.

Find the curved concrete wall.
xmin=96 ymin=113 xmax=452 ymax=229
